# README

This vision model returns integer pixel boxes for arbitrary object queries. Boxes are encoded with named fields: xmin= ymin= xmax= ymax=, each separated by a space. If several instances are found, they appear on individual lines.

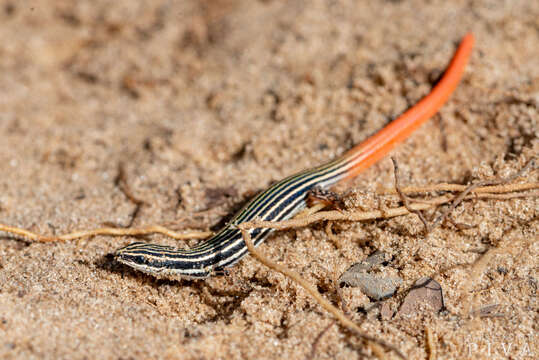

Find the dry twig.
xmin=377 ymin=182 xmax=537 ymax=196
xmin=391 ymin=157 xmax=430 ymax=233
xmin=430 ymin=158 xmax=536 ymax=230
xmin=307 ymin=321 xmax=335 ymax=360
xmin=1 ymin=186 xmax=536 ymax=244
xmin=0 ymin=224 xmax=211 ymax=243
xmin=113 ymin=162 xmax=146 ymax=227
xmin=425 ymin=326 xmax=436 ymax=360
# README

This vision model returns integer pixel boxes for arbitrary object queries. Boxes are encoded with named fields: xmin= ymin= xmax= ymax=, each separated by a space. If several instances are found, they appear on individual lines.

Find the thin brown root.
xmin=239 ymin=228 xmax=406 ymax=359
xmin=325 ymin=222 xmax=342 ymax=249
xmin=295 ymin=203 xmax=327 ymax=219
xmin=437 ymin=116 xmax=448 ymax=153
xmin=306 ymin=321 xmax=334 ymax=360
xmin=471 ymin=191 xmax=539 ymax=200
xmin=239 ymin=187 xmax=536 ymax=233
xmin=1 ymin=179 xmax=535 ymax=245
xmin=115 ymin=162 xmax=146 ymax=206
xmin=445 ymin=216 xmax=475 ymax=230
xmin=430 ymin=159 xmax=536 ymax=231
xmin=370 ymin=342 xmax=388 ymax=360
xmin=241 ymin=201 xmax=439 ymax=232
xmin=0 ymin=223 xmax=211 ymax=243
xmin=391 ymin=158 xmax=430 ymax=233
xmin=0 ymin=224 xmax=42 ymax=242
xmin=425 ymin=326 xmax=436 ymax=360
xmin=114 ymin=162 xmax=147 ymax=227
xmin=378 ymin=182 xmax=538 ymax=196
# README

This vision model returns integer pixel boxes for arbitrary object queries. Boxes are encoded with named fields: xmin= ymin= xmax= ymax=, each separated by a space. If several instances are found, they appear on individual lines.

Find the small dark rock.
xmin=396 ymin=277 xmax=444 ymax=317
xmin=205 ymin=186 xmax=238 ymax=207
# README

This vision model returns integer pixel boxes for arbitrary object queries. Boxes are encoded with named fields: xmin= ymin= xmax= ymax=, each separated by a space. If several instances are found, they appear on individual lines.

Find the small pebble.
xmin=380 ymin=301 xmax=394 ymax=320
xmin=396 ymin=277 xmax=444 ymax=317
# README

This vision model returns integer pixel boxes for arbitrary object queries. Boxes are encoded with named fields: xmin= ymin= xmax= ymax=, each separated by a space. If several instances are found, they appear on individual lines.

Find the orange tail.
xmin=341 ymin=33 xmax=475 ymax=181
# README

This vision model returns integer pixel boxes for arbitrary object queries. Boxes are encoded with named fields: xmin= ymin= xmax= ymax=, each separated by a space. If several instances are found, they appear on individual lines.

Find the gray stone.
xmin=339 ymin=251 xmax=402 ymax=301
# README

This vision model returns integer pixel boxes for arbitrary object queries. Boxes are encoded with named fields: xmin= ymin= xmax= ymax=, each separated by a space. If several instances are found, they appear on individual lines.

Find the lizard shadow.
xmin=95 ymin=253 xmax=267 ymax=325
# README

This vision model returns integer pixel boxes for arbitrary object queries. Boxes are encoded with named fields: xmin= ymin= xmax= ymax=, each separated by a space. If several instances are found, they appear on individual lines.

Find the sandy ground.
xmin=0 ymin=0 xmax=537 ymax=359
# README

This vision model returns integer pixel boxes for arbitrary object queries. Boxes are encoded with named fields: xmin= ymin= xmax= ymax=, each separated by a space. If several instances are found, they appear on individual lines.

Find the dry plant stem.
xmin=445 ymin=216 xmax=474 ymax=230
xmin=241 ymin=197 xmax=452 ymax=232
xmin=0 ymin=224 xmax=42 ymax=242
xmin=474 ymin=191 xmax=538 ymax=200
xmin=324 ymin=222 xmax=343 ymax=249
xmin=115 ymin=162 xmax=146 ymax=206
xmin=239 ymin=228 xmax=406 ymax=360
xmin=307 ymin=321 xmax=335 ymax=360
xmin=430 ymin=158 xmax=536 ymax=230
xmin=425 ymin=326 xmax=436 ymax=360
xmin=237 ymin=188 xmax=538 ymax=233
xmin=391 ymin=157 xmax=430 ymax=232
xmin=378 ymin=182 xmax=538 ymax=195
xmin=1 ymin=184 xmax=536 ymax=243
xmin=0 ymin=224 xmax=211 ymax=243
xmin=370 ymin=342 xmax=389 ymax=360
xmin=295 ymin=203 xmax=327 ymax=219
xmin=114 ymin=162 xmax=146 ymax=227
